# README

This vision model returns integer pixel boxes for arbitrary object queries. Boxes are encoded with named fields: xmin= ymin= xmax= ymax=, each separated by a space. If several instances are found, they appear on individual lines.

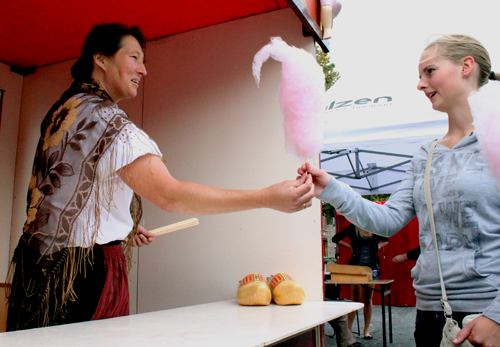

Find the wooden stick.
xmin=150 ymin=218 xmax=199 ymax=236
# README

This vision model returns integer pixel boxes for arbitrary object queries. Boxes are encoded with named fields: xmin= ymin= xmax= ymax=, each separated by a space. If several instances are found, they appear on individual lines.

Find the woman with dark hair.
xmin=7 ymin=23 xmax=314 ymax=331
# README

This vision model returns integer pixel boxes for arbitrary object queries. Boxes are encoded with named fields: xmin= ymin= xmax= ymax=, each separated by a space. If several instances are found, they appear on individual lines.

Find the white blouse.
xmin=72 ymin=122 xmax=163 ymax=247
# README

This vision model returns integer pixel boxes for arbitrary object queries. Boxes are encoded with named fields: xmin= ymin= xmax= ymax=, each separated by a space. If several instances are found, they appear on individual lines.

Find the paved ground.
xmin=324 ymin=305 xmax=416 ymax=347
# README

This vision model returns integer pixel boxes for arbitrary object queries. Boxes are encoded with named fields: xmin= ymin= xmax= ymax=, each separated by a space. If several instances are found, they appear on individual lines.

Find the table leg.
xmin=381 ymin=284 xmax=387 ymax=347
xmin=388 ymin=284 xmax=393 ymax=343
xmin=314 ymin=325 xmax=321 ymax=347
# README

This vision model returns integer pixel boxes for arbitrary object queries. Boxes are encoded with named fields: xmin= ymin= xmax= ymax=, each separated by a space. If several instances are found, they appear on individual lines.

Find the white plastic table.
xmin=0 ymin=300 xmax=363 ymax=346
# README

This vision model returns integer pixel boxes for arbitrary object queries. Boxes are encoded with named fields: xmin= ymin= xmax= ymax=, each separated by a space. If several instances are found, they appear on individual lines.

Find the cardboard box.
xmin=326 ymin=263 xmax=373 ymax=283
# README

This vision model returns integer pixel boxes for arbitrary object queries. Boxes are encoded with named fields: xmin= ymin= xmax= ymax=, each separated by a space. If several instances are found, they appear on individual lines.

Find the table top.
xmin=325 ymin=279 xmax=394 ymax=285
xmin=0 ymin=300 xmax=363 ymax=347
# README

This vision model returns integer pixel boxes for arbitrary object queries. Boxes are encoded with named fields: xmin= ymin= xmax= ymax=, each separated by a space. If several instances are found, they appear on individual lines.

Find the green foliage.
xmin=322 ymin=201 xmax=335 ymax=225
xmin=316 ymin=44 xmax=341 ymax=91
xmin=324 ymin=257 xmax=336 ymax=264
xmin=362 ymin=194 xmax=391 ymax=202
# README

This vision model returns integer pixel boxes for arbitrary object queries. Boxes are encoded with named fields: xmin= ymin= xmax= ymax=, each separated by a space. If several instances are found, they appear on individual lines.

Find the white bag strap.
xmin=424 ymin=140 xmax=453 ymax=317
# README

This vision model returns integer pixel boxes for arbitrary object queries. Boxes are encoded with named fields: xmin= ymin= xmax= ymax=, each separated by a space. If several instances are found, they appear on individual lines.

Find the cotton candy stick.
xmin=253 ymin=37 xmax=324 ymax=161
xmin=468 ymin=80 xmax=500 ymax=184
xmin=150 ymin=218 xmax=199 ymax=236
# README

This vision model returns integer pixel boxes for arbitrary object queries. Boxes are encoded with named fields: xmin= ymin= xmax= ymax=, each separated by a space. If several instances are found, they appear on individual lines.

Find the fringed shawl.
xmin=7 ymin=80 xmax=145 ymax=329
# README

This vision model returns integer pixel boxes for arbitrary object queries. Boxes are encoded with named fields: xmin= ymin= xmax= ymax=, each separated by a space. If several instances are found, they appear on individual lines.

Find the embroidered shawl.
xmin=7 ymin=80 xmax=144 ymax=329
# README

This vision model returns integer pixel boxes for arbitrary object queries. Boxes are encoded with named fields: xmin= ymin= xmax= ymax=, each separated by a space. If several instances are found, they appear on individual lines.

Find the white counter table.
xmin=0 ymin=300 xmax=363 ymax=347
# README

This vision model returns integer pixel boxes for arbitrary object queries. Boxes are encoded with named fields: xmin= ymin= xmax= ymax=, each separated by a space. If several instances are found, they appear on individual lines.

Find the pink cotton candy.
xmin=468 ymin=80 xmax=500 ymax=183
xmin=253 ymin=37 xmax=324 ymax=160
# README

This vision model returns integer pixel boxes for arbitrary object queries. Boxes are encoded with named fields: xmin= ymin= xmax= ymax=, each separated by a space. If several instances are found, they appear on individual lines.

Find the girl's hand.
xmin=453 ymin=315 xmax=500 ymax=346
xmin=297 ymin=162 xmax=331 ymax=197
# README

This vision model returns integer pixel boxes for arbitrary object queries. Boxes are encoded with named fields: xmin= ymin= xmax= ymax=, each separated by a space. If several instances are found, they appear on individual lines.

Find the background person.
xmin=328 ymin=314 xmax=363 ymax=347
xmin=392 ymin=246 xmax=420 ymax=264
xmin=332 ymin=224 xmax=388 ymax=339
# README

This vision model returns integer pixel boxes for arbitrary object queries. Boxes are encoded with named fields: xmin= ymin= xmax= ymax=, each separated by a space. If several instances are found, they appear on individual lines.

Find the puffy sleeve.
xmin=105 ymin=122 xmax=163 ymax=175
xmin=92 ymin=114 xmax=164 ymax=244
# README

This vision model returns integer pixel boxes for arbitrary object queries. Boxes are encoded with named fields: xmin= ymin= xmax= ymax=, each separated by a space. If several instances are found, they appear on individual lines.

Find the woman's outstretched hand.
xmin=119 ymin=154 xmax=316 ymax=215
xmin=265 ymin=173 xmax=314 ymax=213
xmin=134 ymin=225 xmax=156 ymax=247
xmin=297 ymin=162 xmax=331 ymax=197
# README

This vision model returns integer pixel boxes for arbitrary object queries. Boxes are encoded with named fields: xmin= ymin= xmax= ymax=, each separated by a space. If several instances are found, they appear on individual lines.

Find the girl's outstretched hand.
xmin=297 ymin=162 xmax=331 ymax=197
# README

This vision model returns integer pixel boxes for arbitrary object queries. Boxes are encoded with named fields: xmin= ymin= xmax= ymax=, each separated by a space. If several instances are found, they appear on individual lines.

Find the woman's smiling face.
xmin=100 ymin=35 xmax=147 ymax=103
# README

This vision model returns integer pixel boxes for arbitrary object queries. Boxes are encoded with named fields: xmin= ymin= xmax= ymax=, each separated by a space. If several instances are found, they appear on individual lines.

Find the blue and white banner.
xmin=319 ymin=0 xmax=499 ymax=193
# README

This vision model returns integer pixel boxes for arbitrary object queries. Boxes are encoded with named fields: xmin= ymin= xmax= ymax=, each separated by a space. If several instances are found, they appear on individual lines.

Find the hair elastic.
xmin=489 ymin=71 xmax=496 ymax=80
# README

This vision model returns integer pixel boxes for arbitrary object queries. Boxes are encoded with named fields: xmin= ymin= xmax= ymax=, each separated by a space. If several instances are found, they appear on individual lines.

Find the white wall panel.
xmin=138 ymin=9 xmax=322 ymax=313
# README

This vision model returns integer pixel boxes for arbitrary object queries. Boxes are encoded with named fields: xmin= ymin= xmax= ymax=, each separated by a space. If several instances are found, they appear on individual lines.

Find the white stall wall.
xmin=137 ymin=9 xmax=322 ymax=313
xmin=0 ymin=62 xmax=23 ymax=280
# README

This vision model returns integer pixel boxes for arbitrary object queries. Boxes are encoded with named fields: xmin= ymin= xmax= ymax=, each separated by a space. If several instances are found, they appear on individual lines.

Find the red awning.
xmin=0 ymin=0 xmax=290 ymax=71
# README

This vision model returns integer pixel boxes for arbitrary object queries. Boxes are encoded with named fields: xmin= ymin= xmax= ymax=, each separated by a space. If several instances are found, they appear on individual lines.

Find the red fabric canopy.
xmin=334 ymin=202 xmax=420 ymax=307
xmin=0 ymin=0 xmax=289 ymax=70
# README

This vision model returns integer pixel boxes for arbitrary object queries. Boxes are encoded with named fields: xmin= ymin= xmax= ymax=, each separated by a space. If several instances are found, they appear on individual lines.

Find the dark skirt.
xmin=7 ymin=240 xmax=128 ymax=331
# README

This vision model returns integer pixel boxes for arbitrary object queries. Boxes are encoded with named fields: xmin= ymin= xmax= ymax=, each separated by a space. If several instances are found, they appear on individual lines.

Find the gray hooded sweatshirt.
xmin=318 ymin=133 xmax=500 ymax=324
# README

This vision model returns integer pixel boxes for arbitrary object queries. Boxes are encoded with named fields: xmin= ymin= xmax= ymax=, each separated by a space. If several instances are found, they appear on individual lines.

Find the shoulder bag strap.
xmin=424 ymin=140 xmax=453 ymax=317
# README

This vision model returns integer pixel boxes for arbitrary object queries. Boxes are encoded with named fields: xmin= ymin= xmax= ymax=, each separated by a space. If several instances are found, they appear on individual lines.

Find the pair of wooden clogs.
xmin=237 ymin=273 xmax=305 ymax=306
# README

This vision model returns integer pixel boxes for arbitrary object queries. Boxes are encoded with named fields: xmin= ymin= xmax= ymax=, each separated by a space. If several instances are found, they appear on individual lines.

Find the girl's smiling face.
xmin=417 ymin=49 xmax=465 ymax=113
